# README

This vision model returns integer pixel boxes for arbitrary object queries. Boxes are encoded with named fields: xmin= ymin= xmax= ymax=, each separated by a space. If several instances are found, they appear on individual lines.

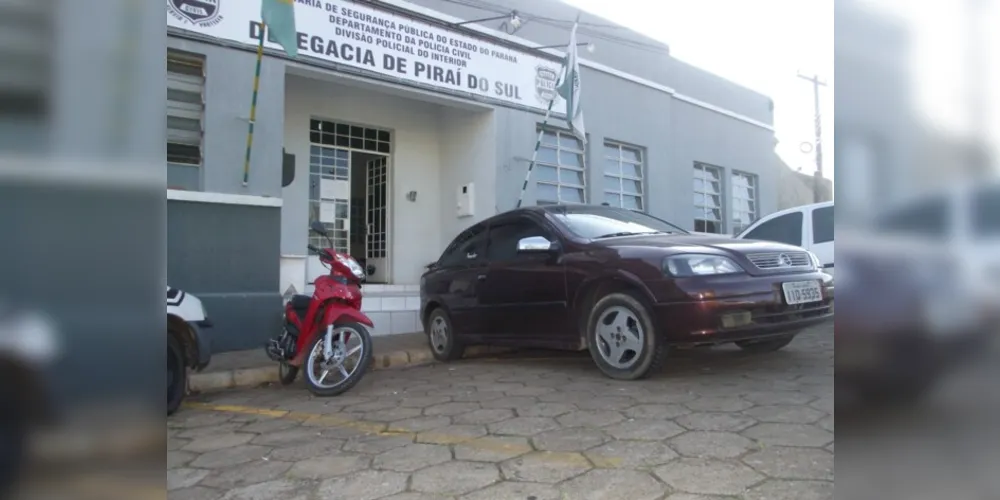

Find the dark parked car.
xmin=420 ymin=204 xmax=834 ymax=380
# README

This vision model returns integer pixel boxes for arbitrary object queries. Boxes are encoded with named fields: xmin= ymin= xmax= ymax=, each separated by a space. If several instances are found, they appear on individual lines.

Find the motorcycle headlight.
xmin=663 ymin=254 xmax=744 ymax=277
xmin=336 ymin=253 xmax=366 ymax=279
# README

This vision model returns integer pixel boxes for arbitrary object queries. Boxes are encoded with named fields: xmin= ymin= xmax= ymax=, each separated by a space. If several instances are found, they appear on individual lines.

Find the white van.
xmin=735 ymin=201 xmax=834 ymax=277
xmin=874 ymin=180 xmax=1000 ymax=300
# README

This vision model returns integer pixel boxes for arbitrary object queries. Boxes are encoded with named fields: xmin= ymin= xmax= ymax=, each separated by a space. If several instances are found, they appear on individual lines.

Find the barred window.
xmin=308 ymin=145 xmax=350 ymax=255
xmin=167 ymin=49 xmax=205 ymax=166
xmin=694 ymin=162 xmax=724 ymax=233
xmin=731 ymin=171 xmax=758 ymax=234
xmin=536 ymin=128 xmax=586 ymax=204
xmin=602 ymin=142 xmax=644 ymax=211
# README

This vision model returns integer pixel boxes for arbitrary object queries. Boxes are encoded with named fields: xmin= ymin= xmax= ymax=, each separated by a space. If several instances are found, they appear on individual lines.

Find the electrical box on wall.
xmin=457 ymin=183 xmax=475 ymax=218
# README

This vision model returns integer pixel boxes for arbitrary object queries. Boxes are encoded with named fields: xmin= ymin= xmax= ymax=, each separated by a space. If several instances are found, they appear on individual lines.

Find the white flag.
xmin=556 ymin=23 xmax=586 ymax=143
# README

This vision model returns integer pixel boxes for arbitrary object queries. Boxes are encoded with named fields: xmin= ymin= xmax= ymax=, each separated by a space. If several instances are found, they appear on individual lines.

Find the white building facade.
xmin=166 ymin=0 xmax=780 ymax=351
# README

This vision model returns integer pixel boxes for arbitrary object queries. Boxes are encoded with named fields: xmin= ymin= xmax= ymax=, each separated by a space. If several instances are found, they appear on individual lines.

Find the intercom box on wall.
xmin=457 ymin=183 xmax=475 ymax=217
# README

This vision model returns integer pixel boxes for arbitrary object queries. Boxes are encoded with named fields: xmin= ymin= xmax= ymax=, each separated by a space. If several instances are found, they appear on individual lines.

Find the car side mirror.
xmin=309 ymin=220 xmax=328 ymax=236
xmin=517 ymin=236 xmax=558 ymax=253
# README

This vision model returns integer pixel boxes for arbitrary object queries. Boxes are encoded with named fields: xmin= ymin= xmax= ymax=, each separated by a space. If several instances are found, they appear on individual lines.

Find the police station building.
xmin=166 ymin=0 xmax=780 ymax=352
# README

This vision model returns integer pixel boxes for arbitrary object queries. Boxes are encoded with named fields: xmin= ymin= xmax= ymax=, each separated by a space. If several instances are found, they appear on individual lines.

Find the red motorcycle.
xmin=265 ymin=221 xmax=374 ymax=396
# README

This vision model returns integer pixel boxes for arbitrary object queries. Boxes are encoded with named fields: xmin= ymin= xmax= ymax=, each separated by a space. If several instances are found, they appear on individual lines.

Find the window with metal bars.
xmin=536 ymin=128 xmax=587 ymax=205
xmin=602 ymin=142 xmax=644 ymax=211
xmin=0 ymin=0 xmax=49 ymax=122
xmin=731 ymin=171 xmax=758 ymax=234
xmin=308 ymin=145 xmax=351 ymax=255
xmin=694 ymin=162 xmax=724 ymax=233
xmin=167 ymin=49 xmax=205 ymax=166
xmin=309 ymin=119 xmax=392 ymax=154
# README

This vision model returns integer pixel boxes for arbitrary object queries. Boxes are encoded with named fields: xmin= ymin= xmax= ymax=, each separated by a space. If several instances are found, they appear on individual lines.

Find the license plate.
xmin=782 ymin=280 xmax=823 ymax=305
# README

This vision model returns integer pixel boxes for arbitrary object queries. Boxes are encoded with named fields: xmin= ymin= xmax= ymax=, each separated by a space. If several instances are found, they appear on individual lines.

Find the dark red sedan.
xmin=420 ymin=204 xmax=834 ymax=380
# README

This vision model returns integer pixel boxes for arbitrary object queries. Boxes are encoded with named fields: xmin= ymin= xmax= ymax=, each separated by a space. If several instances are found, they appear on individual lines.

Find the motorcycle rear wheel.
xmin=278 ymin=362 xmax=299 ymax=385
xmin=167 ymin=333 xmax=187 ymax=415
xmin=303 ymin=322 xmax=373 ymax=397
xmin=0 ymin=386 xmax=25 ymax=494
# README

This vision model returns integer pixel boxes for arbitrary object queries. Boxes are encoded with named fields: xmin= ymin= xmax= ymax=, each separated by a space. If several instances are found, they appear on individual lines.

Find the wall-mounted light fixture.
xmin=406 ymin=190 xmax=417 ymax=202
xmin=454 ymin=10 xmax=523 ymax=33
xmin=535 ymin=41 xmax=596 ymax=54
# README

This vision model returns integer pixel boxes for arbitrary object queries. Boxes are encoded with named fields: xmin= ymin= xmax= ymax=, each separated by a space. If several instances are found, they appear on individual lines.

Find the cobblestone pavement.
xmin=168 ymin=323 xmax=833 ymax=500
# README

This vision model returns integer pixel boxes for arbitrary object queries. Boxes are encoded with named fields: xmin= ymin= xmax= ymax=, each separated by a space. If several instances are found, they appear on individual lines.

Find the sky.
xmin=871 ymin=0 xmax=1000 ymax=146
xmin=561 ymin=0 xmax=834 ymax=178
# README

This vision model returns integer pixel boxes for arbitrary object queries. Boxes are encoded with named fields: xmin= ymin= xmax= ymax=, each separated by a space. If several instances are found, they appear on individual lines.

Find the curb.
xmin=188 ymin=344 xmax=512 ymax=393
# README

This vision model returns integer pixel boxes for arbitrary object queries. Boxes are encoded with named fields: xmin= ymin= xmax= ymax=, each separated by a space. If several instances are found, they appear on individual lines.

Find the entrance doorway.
xmin=307 ymin=119 xmax=392 ymax=286
xmin=348 ymin=152 xmax=389 ymax=283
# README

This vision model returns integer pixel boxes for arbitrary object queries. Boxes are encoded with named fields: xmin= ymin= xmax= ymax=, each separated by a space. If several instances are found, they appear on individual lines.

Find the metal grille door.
xmin=307 ymin=145 xmax=350 ymax=284
xmin=365 ymin=156 xmax=388 ymax=283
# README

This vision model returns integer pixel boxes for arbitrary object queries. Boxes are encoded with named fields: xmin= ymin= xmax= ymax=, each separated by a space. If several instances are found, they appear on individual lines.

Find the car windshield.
xmin=547 ymin=205 xmax=688 ymax=239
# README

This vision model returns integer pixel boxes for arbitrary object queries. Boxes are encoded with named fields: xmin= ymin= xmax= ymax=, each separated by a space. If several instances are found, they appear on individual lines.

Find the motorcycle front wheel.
xmin=303 ymin=322 xmax=373 ymax=397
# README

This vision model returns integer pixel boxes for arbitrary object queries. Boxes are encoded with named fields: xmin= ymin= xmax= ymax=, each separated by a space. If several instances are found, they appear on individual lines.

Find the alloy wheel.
xmin=306 ymin=327 xmax=365 ymax=389
xmin=429 ymin=316 xmax=449 ymax=354
xmin=595 ymin=306 xmax=645 ymax=369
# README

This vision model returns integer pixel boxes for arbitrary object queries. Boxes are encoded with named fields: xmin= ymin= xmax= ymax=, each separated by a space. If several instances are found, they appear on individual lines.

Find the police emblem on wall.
xmin=168 ymin=0 xmax=224 ymax=28
xmin=534 ymin=66 xmax=559 ymax=105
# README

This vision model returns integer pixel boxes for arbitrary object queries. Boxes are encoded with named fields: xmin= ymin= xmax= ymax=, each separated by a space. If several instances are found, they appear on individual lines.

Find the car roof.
xmin=764 ymin=201 xmax=833 ymax=220
xmin=488 ymin=204 xmax=607 ymax=221
xmin=735 ymin=201 xmax=833 ymax=238
xmin=477 ymin=206 xmax=546 ymax=224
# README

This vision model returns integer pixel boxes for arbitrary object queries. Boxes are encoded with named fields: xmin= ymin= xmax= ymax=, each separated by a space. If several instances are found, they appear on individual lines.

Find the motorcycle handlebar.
xmin=308 ymin=244 xmax=322 ymax=254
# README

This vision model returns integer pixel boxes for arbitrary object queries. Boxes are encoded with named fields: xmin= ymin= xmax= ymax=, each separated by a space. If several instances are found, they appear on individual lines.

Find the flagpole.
xmin=516 ymin=12 xmax=581 ymax=209
xmin=242 ymin=23 xmax=267 ymax=186
xmin=516 ymin=97 xmax=556 ymax=209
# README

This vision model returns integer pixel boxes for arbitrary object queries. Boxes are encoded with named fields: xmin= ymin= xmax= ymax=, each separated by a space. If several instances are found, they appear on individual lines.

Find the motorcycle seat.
xmin=290 ymin=294 xmax=312 ymax=312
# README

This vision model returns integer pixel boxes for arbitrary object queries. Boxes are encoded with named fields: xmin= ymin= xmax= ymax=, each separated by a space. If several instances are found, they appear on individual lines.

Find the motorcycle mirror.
xmin=310 ymin=220 xmax=328 ymax=236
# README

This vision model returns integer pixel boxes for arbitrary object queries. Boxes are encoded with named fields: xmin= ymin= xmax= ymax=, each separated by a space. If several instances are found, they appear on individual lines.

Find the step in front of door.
xmin=367 ymin=310 xmax=420 ymax=336
xmin=361 ymin=293 xmax=420 ymax=313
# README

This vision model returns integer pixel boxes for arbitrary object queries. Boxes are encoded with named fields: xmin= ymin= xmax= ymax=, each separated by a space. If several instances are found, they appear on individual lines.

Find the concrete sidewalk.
xmin=188 ymin=332 xmax=510 ymax=393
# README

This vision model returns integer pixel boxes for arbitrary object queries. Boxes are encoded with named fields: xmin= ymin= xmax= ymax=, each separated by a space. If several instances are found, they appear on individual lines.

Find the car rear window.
xmin=972 ymin=186 xmax=1000 ymax=237
xmin=743 ymin=211 xmax=803 ymax=246
xmin=876 ymin=197 xmax=948 ymax=238
xmin=812 ymin=206 xmax=834 ymax=244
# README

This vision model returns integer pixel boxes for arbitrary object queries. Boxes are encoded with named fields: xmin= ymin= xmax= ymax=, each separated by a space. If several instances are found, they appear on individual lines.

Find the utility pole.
xmin=797 ymin=72 xmax=827 ymax=203
xmin=965 ymin=0 xmax=989 ymax=175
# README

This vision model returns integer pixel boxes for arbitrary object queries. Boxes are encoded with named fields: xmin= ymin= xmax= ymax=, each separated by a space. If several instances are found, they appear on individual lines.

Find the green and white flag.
xmin=556 ymin=23 xmax=586 ymax=143
xmin=262 ymin=0 xmax=298 ymax=57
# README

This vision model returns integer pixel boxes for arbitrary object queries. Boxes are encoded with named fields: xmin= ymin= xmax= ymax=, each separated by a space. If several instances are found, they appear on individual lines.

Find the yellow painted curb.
xmin=188 ymin=345 xmax=506 ymax=393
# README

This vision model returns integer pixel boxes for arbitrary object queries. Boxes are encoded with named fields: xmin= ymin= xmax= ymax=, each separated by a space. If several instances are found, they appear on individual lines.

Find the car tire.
xmin=586 ymin=292 xmax=667 ymax=380
xmin=167 ymin=332 xmax=187 ymax=416
xmin=426 ymin=308 xmax=465 ymax=362
xmin=735 ymin=334 xmax=796 ymax=353
xmin=850 ymin=369 xmax=938 ymax=406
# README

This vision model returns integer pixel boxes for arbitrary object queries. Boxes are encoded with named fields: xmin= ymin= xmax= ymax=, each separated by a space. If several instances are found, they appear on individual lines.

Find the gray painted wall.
xmin=493 ymin=66 xmax=673 ymax=211
xmin=168 ymin=37 xmax=286 ymax=198
xmin=494 ymin=65 xmax=776 ymax=232
xmin=167 ymin=200 xmax=282 ymax=352
xmin=402 ymin=0 xmax=774 ymax=124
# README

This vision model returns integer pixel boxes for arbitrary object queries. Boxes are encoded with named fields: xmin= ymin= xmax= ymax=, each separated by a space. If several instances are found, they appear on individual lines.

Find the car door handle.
xmin=477 ymin=274 xmax=487 ymax=281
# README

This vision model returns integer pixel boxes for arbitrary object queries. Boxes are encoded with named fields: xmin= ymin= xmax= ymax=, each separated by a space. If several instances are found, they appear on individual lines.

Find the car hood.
xmin=590 ymin=233 xmax=804 ymax=255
